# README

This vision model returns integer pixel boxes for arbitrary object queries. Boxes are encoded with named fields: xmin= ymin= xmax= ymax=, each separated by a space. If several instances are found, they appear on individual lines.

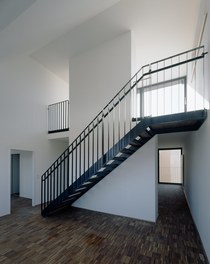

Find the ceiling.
xmin=0 ymin=0 xmax=120 ymax=59
xmin=0 ymin=0 xmax=201 ymax=83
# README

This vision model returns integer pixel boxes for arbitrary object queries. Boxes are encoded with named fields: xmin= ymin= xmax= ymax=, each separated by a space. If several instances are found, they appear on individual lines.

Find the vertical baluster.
xmin=49 ymin=105 xmax=51 ymax=132
xmin=124 ymin=88 xmax=126 ymax=138
xmin=67 ymin=149 xmax=69 ymax=189
xmin=60 ymin=102 xmax=61 ymax=130
xmin=56 ymin=103 xmax=58 ymax=131
xmin=163 ymin=60 xmax=166 ymax=114
xmin=178 ymin=55 xmax=180 ymax=113
xmin=171 ymin=58 xmax=173 ymax=114
xmin=156 ymin=62 xmax=158 ymax=116
xmin=66 ymin=101 xmax=68 ymax=130
xmin=79 ymin=135 xmax=82 ymax=186
xmin=65 ymin=101 xmax=66 ymax=130
xmin=129 ymin=81 xmax=132 ymax=131
xmin=51 ymin=105 xmax=53 ymax=131
xmin=102 ymin=111 xmax=104 ymax=163
xmin=53 ymin=164 xmax=55 ymax=201
xmin=149 ymin=64 xmax=152 ymax=116
xmin=142 ymin=68 xmax=145 ymax=119
xmin=60 ymin=102 xmax=62 ymax=130
xmin=60 ymin=158 xmax=62 ymax=200
xmin=47 ymin=171 xmax=49 ymax=206
xmin=63 ymin=101 xmax=65 ymax=130
xmin=135 ymin=75 xmax=138 ymax=129
xmin=194 ymin=54 xmax=197 ymax=110
xmin=59 ymin=102 xmax=61 ymax=130
xmin=55 ymin=104 xmax=57 ymax=131
xmin=71 ymin=146 xmax=74 ymax=189
xmin=43 ymin=176 xmax=45 ymax=211
xmin=43 ymin=176 xmax=45 ymax=210
xmin=48 ymin=106 xmax=50 ymax=132
xmin=107 ymin=105 xmax=110 ymax=160
xmin=97 ymin=117 xmax=99 ymax=168
xmin=68 ymin=100 xmax=69 ymax=129
xmin=83 ymin=131 xmax=86 ymax=181
xmin=75 ymin=141 xmax=78 ymax=188
xmin=203 ymin=50 xmax=205 ymax=109
xmin=88 ymin=126 xmax=90 ymax=179
xmin=41 ymin=176 xmax=43 ymax=212
xmin=50 ymin=105 xmax=52 ymax=132
xmin=118 ymin=94 xmax=121 ymax=151
xmin=63 ymin=154 xmax=66 ymax=194
xmin=54 ymin=104 xmax=56 ymax=131
xmin=92 ymin=122 xmax=94 ymax=169
xmin=56 ymin=162 xmax=58 ymax=200
xmin=113 ymin=99 xmax=115 ymax=156
xmin=49 ymin=168 xmax=52 ymax=203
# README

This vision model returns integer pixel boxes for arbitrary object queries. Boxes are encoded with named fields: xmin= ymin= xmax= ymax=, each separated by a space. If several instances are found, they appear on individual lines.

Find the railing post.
xmin=102 ymin=111 xmax=105 ymax=164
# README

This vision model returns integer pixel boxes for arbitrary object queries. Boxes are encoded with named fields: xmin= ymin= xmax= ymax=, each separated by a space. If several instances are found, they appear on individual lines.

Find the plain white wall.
xmin=19 ymin=151 xmax=33 ymax=199
xmin=184 ymin=0 xmax=210 ymax=260
xmin=0 ymin=55 xmax=69 ymax=216
xmin=158 ymin=132 xmax=189 ymax=150
xmin=73 ymin=136 xmax=158 ymax=222
xmin=69 ymin=32 xmax=131 ymax=143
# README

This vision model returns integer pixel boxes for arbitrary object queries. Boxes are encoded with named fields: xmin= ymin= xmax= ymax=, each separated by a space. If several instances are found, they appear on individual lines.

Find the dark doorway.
xmin=11 ymin=154 xmax=20 ymax=195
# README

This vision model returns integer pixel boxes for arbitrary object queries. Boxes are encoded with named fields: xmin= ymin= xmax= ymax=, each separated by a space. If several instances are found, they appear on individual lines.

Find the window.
xmin=158 ymin=149 xmax=183 ymax=184
xmin=134 ymin=77 xmax=186 ymax=118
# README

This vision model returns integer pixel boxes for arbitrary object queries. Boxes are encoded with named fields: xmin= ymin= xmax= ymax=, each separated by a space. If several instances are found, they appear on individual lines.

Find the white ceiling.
xmin=0 ymin=0 xmax=36 ymax=33
xmin=0 ymin=0 xmax=201 ymax=83
xmin=0 ymin=0 xmax=120 ymax=59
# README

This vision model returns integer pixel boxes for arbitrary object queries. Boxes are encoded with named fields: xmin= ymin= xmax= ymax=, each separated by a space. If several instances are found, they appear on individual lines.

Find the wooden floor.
xmin=0 ymin=185 xmax=208 ymax=264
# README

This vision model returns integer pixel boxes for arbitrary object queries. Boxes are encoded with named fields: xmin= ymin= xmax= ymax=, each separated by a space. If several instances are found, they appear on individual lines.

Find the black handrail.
xmin=41 ymin=46 xmax=207 ymax=214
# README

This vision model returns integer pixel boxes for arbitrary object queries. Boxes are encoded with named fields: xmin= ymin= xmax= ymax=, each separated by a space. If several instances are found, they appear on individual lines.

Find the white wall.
xmin=19 ymin=151 xmax=33 ymax=199
xmin=130 ymin=0 xmax=200 ymax=75
xmin=158 ymin=132 xmax=189 ymax=150
xmin=184 ymin=0 xmax=210 ymax=260
xmin=73 ymin=136 xmax=158 ymax=222
xmin=0 ymin=55 xmax=69 ymax=216
xmin=69 ymin=32 xmax=131 ymax=143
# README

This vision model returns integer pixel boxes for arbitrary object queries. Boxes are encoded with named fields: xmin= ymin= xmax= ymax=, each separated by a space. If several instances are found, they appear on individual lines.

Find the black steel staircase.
xmin=41 ymin=46 xmax=208 ymax=216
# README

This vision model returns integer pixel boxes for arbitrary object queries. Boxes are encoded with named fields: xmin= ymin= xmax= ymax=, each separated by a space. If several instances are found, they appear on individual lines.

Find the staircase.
xmin=41 ymin=46 xmax=207 ymax=216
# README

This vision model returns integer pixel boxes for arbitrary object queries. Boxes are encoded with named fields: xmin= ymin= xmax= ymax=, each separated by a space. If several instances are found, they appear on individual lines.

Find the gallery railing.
xmin=48 ymin=100 xmax=69 ymax=133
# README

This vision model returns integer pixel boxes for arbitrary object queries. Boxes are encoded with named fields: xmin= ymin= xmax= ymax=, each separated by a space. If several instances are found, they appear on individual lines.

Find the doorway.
xmin=11 ymin=154 xmax=20 ymax=196
xmin=158 ymin=148 xmax=183 ymax=184
xmin=10 ymin=150 xmax=33 ymax=210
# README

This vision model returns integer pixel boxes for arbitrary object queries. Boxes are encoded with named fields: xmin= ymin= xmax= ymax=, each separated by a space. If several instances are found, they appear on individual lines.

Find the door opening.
xmin=10 ymin=150 xmax=33 ymax=212
xmin=158 ymin=148 xmax=183 ymax=184
xmin=11 ymin=154 xmax=20 ymax=196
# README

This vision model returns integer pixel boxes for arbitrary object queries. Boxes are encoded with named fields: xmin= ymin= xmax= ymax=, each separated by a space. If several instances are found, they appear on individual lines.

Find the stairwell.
xmin=41 ymin=46 xmax=207 ymax=216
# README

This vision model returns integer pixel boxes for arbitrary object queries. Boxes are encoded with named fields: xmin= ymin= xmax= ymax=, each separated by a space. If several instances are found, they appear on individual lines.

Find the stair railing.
xmin=41 ymin=46 xmax=207 ymax=214
xmin=48 ymin=100 xmax=69 ymax=133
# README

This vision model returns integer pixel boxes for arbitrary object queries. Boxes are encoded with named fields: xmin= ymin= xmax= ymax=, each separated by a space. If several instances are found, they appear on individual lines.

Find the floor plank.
xmin=0 ymin=185 xmax=208 ymax=263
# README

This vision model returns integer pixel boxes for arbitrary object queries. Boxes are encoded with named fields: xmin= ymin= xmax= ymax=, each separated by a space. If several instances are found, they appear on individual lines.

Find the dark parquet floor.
xmin=0 ymin=185 xmax=208 ymax=264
